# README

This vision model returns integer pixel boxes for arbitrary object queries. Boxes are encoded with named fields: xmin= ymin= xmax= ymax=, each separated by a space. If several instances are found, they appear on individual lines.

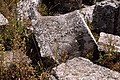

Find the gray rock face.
xmin=33 ymin=10 xmax=97 ymax=63
xmin=0 ymin=13 xmax=8 ymax=26
xmin=98 ymin=32 xmax=120 ymax=52
xmin=17 ymin=0 xmax=41 ymax=20
xmin=50 ymin=57 xmax=120 ymax=80
xmin=92 ymin=0 xmax=119 ymax=34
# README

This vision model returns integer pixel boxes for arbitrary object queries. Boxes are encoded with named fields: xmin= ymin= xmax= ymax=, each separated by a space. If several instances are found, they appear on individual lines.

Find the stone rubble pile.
xmin=33 ymin=10 xmax=97 ymax=63
xmin=1 ymin=0 xmax=120 ymax=80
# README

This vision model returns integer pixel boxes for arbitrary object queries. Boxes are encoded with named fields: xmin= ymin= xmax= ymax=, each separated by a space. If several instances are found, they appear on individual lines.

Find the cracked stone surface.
xmin=50 ymin=57 xmax=120 ymax=80
xmin=33 ymin=10 xmax=97 ymax=63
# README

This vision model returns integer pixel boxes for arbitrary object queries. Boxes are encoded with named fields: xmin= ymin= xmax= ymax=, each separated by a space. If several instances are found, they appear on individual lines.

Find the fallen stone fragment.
xmin=0 ymin=13 xmax=8 ymax=26
xmin=98 ymin=32 xmax=120 ymax=52
xmin=33 ymin=10 xmax=97 ymax=63
xmin=50 ymin=57 xmax=120 ymax=80
xmin=92 ymin=0 xmax=119 ymax=34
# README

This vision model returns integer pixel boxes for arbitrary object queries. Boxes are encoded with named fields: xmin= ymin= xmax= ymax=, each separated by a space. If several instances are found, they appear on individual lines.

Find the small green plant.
xmin=95 ymin=34 xmax=120 ymax=72
xmin=37 ymin=1 xmax=61 ymax=16
xmin=37 ymin=3 xmax=55 ymax=16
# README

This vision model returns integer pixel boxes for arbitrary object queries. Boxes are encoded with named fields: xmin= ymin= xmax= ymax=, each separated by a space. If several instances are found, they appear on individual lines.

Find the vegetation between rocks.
xmin=86 ymin=18 xmax=120 ymax=73
xmin=0 ymin=0 xmax=120 ymax=80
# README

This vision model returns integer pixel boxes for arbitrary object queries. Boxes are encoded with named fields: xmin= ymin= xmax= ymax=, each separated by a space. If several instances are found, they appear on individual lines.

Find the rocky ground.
xmin=0 ymin=0 xmax=120 ymax=80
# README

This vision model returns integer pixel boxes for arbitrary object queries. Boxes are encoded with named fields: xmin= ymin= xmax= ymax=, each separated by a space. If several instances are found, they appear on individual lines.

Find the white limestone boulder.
xmin=33 ymin=10 xmax=97 ymax=63
xmin=50 ymin=57 xmax=120 ymax=80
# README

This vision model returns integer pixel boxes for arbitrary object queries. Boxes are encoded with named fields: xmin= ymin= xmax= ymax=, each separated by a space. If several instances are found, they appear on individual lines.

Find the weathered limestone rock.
xmin=33 ymin=10 xmax=97 ymax=63
xmin=81 ymin=5 xmax=95 ymax=24
xmin=50 ymin=57 xmax=120 ymax=80
xmin=0 ymin=13 xmax=8 ymax=26
xmin=92 ymin=0 xmax=119 ymax=34
xmin=17 ymin=0 xmax=41 ymax=20
xmin=98 ymin=32 xmax=120 ymax=52
xmin=17 ymin=0 xmax=43 ymax=64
